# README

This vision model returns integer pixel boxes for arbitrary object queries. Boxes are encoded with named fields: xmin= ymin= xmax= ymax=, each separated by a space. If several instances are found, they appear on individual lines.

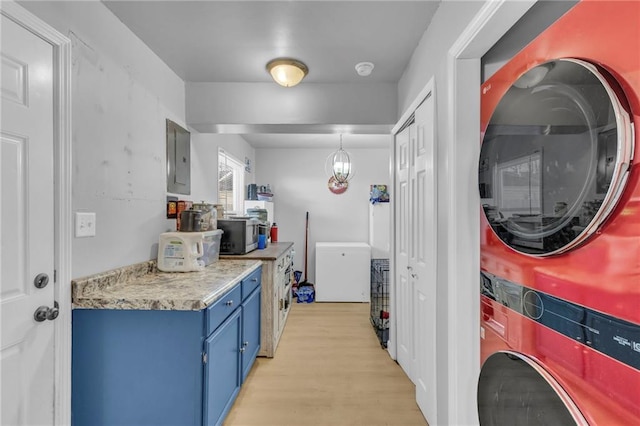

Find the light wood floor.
xmin=224 ymin=302 xmax=428 ymax=426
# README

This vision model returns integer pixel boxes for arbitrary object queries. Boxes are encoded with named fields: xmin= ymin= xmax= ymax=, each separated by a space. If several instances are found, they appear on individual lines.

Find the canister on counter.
xmin=176 ymin=200 xmax=193 ymax=231
xmin=192 ymin=201 xmax=217 ymax=230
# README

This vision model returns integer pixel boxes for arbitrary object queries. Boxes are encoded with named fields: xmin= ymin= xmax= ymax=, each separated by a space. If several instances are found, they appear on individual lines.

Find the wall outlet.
xmin=75 ymin=212 xmax=96 ymax=237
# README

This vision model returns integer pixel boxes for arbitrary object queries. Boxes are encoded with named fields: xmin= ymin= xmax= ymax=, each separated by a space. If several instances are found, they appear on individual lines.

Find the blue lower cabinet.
xmin=72 ymin=267 xmax=261 ymax=426
xmin=241 ymin=287 xmax=261 ymax=381
xmin=204 ymin=287 xmax=262 ymax=425
xmin=204 ymin=308 xmax=242 ymax=426
xmin=72 ymin=309 xmax=205 ymax=426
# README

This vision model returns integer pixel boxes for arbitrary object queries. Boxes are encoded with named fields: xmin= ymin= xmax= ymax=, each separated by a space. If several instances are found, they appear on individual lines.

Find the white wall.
xmin=20 ymin=1 xmax=186 ymax=279
xmin=190 ymin=133 xmax=256 ymax=203
xmin=255 ymin=146 xmax=391 ymax=281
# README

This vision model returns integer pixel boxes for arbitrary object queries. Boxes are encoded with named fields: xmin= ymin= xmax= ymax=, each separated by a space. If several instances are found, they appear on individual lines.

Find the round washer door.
xmin=479 ymin=59 xmax=634 ymax=256
xmin=477 ymin=352 xmax=586 ymax=425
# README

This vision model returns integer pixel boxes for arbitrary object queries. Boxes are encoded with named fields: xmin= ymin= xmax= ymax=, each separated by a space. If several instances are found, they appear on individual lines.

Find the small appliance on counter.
xmin=158 ymin=229 xmax=223 ymax=272
xmin=217 ymin=218 xmax=260 ymax=255
xmin=191 ymin=201 xmax=217 ymax=231
xmin=179 ymin=209 xmax=202 ymax=232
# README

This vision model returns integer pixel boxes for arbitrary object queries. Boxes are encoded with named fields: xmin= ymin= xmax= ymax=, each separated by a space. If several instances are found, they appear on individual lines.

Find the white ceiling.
xmin=102 ymin=0 xmax=441 ymax=147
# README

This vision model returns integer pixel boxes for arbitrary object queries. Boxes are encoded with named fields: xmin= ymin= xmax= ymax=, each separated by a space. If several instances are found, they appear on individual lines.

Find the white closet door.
xmin=394 ymin=123 xmax=415 ymax=382
xmin=393 ymin=87 xmax=438 ymax=424
xmin=413 ymin=93 xmax=438 ymax=425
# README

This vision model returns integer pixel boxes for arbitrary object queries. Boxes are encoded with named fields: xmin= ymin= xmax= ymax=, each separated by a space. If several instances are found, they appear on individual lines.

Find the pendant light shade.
xmin=266 ymin=58 xmax=308 ymax=87
xmin=326 ymin=134 xmax=353 ymax=183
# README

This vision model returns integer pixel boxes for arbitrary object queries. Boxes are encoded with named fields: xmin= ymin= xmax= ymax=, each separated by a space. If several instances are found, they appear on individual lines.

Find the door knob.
xmin=48 ymin=301 xmax=60 ymax=320
xmin=34 ymin=302 xmax=59 ymax=322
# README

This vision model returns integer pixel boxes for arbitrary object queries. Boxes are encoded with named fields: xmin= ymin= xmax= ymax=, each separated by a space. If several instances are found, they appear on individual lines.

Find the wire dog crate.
xmin=370 ymin=259 xmax=390 ymax=347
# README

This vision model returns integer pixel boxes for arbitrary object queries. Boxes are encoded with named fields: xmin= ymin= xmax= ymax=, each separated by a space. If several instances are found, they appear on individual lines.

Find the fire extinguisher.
xmin=270 ymin=223 xmax=278 ymax=242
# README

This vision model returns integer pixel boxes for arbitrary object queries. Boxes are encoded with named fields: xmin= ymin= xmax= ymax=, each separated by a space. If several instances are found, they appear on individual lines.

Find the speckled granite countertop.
xmin=72 ymin=259 xmax=262 ymax=311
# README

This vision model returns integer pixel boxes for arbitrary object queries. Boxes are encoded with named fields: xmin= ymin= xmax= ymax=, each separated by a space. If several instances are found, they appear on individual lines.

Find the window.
xmin=218 ymin=149 xmax=244 ymax=216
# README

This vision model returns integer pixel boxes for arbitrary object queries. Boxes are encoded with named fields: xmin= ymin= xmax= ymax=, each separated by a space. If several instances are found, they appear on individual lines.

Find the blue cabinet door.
xmin=241 ymin=287 xmax=261 ymax=382
xmin=203 ymin=307 xmax=242 ymax=426
xmin=72 ymin=309 xmax=204 ymax=426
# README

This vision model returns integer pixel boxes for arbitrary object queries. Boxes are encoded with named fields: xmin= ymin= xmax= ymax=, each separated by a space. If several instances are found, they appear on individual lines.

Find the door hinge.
xmin=54 ymin=269 xmax=57 ymax=283
xmin=202 ymin=352 xmax=207 ymax=364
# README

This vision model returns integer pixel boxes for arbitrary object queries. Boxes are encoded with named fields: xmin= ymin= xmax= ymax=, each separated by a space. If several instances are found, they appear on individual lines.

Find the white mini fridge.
xmin=315 ymin=242 xmax=371 ymax=302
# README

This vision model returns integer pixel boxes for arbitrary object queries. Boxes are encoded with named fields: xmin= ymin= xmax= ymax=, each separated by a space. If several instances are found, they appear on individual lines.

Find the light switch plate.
xmin=75 ymin=212 xmax=96 ymax=237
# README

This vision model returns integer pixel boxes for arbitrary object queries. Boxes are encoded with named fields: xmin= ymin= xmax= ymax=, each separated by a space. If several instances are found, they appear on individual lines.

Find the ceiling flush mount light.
xmin=266 ymin=58 xmax=308 ymax=87
xmin=325 ymin=134 xmax=353 ymax=184
xmin=355 ymin=61 xmax=374 ymax=77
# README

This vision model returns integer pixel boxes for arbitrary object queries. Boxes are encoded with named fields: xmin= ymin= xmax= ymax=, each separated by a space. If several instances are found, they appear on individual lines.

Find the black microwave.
xmin=217 ymin=218 xmax=259 ymax=254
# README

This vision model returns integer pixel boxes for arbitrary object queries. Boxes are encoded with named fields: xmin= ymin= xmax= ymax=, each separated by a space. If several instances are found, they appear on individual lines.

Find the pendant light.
xmin=266 ymin=58 xmax=308 ymax=87
xmin=326 ymin=134 xmax=353 ymax=183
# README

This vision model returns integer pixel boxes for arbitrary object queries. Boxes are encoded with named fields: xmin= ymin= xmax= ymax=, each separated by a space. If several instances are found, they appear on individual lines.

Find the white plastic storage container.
xmin=315 ymin=242 xmax=371 ymax=302
xmin=158 ymin=230 xmax=223 ymax=272
xmin=244 ymin=200 xmax=274 ymax=223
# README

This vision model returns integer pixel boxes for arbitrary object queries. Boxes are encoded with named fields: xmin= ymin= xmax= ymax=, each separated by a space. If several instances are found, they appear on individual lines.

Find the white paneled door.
xmin=1 ymin=13 xmax=56 ymax=425
xmin=394 ymin=122 xmax=415 ymax=382
xmin=412 ymin=92 xmax=437 ymax=424
xmin=394 ymin=87 xmax=437 ymax=425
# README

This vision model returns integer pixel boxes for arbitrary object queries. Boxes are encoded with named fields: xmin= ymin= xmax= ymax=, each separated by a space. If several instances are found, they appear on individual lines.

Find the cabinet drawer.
xmin=241 ymin=268 xmax=261 ymax=300
xmin=206 ymin=285 xmax=241 ymax=335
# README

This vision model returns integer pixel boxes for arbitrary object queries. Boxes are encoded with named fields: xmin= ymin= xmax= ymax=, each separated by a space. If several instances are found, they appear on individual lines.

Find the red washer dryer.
xmin=478 ymin=1 xmax=640 ymax=425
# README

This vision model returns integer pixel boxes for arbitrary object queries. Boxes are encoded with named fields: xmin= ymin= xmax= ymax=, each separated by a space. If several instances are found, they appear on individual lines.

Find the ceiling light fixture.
xmin=266 ymin=58 xmax=308 ymax=87
xmin=355 ymin=61 xmax=374 ymax=77
xmin=325 ymin=134 xmax=353 ymax=184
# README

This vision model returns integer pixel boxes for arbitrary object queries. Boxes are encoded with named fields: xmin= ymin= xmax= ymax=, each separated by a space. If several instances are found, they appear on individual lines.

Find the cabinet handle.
xmin=251 ymin=278 xmax=258 ymax=282
xmin=239 ymin=347 xmax=246 ymax=353
xmin=225 ymin=300 xmax=234 ymax=306
xmin=243 ymin=341 xmax=249 ymax=347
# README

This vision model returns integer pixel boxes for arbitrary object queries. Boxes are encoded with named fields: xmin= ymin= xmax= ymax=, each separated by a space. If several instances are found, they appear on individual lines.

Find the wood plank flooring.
xmin=224 ymin=302 xmax=428 ymax=426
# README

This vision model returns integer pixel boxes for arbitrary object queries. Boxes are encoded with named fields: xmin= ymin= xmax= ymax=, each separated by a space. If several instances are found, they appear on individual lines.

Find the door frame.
xmin=388 ymin=0 xmax=537 ymax=424
xmin=1 ymin=2 xmax=72 ymax=424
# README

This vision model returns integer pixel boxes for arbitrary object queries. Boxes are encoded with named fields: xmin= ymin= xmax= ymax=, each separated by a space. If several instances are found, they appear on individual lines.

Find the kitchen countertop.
xmin=72 ymin=259 xmax=262 ymax=311
xmin=219 ymin=241 xmax=293 ymax=261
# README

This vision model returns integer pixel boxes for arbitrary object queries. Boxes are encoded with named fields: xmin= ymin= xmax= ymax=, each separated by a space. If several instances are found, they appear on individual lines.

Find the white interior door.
xmin=1 ymin=13 xmax=56 ymax=425
xmin=394 ymin=123 xmax=415 ymax=382
xmin=413 ymin=93 xmax=438 ymax=424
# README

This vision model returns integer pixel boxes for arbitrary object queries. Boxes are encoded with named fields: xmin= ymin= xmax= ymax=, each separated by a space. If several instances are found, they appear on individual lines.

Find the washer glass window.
xmin=479 ymin=59 xmax=633 ymax=256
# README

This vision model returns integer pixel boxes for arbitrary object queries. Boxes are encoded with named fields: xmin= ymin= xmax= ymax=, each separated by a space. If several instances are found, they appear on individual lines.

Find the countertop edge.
xmin=72 ymin=260 xmax=262 ymax=311
xmin=219 ymin=241 xmax=293 ymax=261
xmin=201 ymin=261 xmax=261 ymax=306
